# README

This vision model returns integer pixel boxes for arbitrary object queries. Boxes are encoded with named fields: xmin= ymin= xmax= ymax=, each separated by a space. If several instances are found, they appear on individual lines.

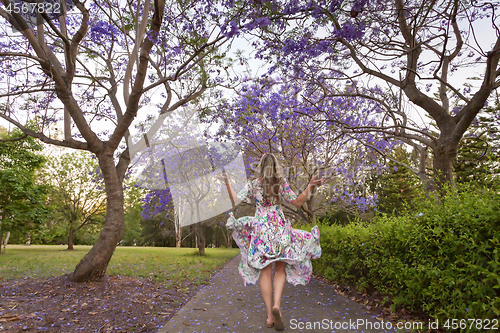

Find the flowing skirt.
xmin=226 ymin=211 xmax=321 ymax=286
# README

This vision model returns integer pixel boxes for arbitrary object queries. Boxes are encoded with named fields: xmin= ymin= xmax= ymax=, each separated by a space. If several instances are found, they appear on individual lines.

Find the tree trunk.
xmin=432 ymin=139 xmax=458 ymax=194
xmin=70 ymin=153 xmax=125 ymax=282
xmin=67 ymin=227 xmax=74 ymax=250
xmin=176 ymin=230 xmax=181 ymax=247
xmin=3 ymin=231 xmax=10 ymax=252
xmin=416 ymin=146 xmax=435 ymax=193
xmin=194 ymin=224 xmax=205 ymax=255
xmin=0 ymin=211 xmax=3 ymax=254
xmin=175 ymin=218 xmax=181 ymax=248
xmin=226 ymin=228 xmax=233 ymax=248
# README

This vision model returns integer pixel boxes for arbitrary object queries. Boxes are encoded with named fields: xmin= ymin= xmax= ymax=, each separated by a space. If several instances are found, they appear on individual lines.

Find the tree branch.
xmin=0 ymin=112 xmax=89 ymax=150
xmin=0 ymin=88 xmax=55 ymax=98
xmin=0 ymin=134 xmax=28 ymax=142
xmin=109 ymin=1 xmax=168 ymax=152
xmin=337 ymin=37 xmax=402 ymax=87
xmin=0 ymin=52 xmax=45 ymax=63
xmin=452 ymin=34 xmax=500 ymax=143
xmin=123 ymin=0 xmax=151 ymax=105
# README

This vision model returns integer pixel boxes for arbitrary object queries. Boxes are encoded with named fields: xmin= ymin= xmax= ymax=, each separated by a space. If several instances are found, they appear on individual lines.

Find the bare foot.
xmin=266 ymin=315 xmax=274 ymax=327
xmin=272 ymin=307 xmax=284 ymax=331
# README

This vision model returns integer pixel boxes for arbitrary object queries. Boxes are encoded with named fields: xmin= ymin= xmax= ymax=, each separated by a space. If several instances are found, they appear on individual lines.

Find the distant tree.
xmin=0 ymin=128 xmax=50 ymax=252
xmin=368 ymin=146 xmax=422 ymax=215
xmin=120 ymin=180 xmax=146 ymax=246
xmin=141 ymin=189 xmax=177 ymax=247
xmin=140 ymin=215 xmax=176 ymax=247
xmin=43 ymin=152 xmax=106 ymax=250
xmin=204 ymin=80 xmax=389 ymax=222
xmin=454 ymin=105 xmax=500 ymax=188
xmin=135 ymin=107 xmax=214 ymax=254
xmin=32 ymin=214 xmax=67 ymax=245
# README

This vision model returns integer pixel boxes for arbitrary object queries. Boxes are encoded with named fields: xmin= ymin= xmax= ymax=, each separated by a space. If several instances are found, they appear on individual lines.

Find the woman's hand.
xmin=216 ymin=173 xmax=229 ymax=182
xmin=291 ymin=176 xmax=326 ymax=208
xmin=217 ymin=173 xmax=240 ymax=206
xmin=309 ymin=175 xmax=326 ymax=187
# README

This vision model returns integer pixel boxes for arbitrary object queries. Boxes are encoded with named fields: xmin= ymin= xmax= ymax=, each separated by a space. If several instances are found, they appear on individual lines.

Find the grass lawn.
xmin=0 ymin=245 xmax=239 ymax=287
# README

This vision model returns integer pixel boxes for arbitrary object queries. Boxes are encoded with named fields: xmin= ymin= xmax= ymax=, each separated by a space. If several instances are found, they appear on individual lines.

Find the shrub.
xmin=310 ymin=185 xmax=500 ymax=330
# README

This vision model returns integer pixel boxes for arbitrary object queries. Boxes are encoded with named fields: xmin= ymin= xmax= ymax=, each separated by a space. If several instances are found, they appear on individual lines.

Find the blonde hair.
xmin=256 ymin=153 xmax=284 ymax=203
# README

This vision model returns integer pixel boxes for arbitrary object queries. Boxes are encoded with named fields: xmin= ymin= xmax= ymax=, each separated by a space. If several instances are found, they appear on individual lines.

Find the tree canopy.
xmin=217 ymin=0 xmax=500 ymax=192
xmin=42 ymin=151 xmax=107 ymax=250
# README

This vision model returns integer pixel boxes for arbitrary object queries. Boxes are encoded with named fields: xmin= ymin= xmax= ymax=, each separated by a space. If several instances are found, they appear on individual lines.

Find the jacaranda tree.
xmin=0 ymin=0 xmax=232 ymax=281
xmin=203 ymin=79 xmax=392 ymax=220
xmin=218 ymin=0 xmax=500 ymax=193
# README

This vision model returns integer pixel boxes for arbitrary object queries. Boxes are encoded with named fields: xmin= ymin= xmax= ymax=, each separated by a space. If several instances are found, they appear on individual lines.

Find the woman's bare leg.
xmin=260 ymin=264 xmax=274 ymax=324
xmin=273 ymin=261 xmax=286 ymax=310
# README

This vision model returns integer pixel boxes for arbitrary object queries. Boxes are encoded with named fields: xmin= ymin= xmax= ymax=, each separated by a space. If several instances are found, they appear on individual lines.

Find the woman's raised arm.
xmin=291 ymin=176 xmax=325 ymax=208
xmin=218 ymin=173 xmax=242 ymax=205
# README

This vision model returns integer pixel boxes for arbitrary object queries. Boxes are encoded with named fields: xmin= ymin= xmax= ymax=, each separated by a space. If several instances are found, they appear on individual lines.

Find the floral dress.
xmin=226 ymin=178 xmax=321 ymax=286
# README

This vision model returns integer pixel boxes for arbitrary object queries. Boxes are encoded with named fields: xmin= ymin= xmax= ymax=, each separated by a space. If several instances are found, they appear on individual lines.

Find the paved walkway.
xmin=158 ymin=255 xmax=400 ymax=333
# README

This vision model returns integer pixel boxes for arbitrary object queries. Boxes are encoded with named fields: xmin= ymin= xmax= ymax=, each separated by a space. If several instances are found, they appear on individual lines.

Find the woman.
xmin=224 ymin=153 xmax=324 ymax=331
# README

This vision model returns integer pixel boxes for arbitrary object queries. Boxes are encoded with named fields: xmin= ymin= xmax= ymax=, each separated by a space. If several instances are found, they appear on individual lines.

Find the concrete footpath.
xmin=157 ymin=255 xmax=400 ymax=333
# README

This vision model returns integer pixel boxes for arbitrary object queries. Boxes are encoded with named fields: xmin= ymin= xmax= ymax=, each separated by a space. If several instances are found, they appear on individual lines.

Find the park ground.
xmin=0 ymin=245 xmax=238 ymax=332
xmin=0 ymin=245 xmax=433 ymax=333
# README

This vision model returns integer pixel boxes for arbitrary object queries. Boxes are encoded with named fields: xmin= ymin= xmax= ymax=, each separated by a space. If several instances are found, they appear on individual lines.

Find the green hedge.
xmin=310 ymin=186 xmax=500 ymax=329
